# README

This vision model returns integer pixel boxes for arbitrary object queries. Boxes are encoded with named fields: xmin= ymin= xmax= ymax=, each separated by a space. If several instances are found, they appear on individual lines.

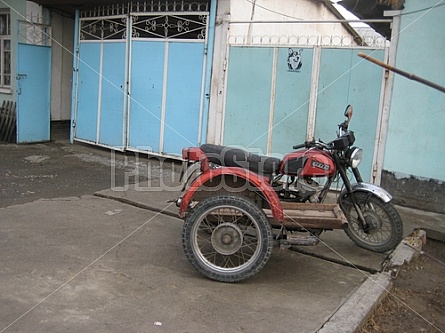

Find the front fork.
xmin=336 ymin=162 xmax=369 ymax=230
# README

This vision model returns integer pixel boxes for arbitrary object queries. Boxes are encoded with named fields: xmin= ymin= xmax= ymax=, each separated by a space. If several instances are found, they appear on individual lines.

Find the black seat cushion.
xmin=200 ymin=144 xmax=280 ymax=176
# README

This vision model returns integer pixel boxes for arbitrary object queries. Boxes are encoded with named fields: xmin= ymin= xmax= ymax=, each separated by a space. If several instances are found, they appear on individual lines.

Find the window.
xmin=0 ymin=12 xmax=11 ymax=90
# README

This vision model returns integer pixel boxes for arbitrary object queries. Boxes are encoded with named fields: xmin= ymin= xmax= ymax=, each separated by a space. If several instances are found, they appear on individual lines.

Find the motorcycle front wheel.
xmin=340 ymin=192 xmax=403 ymax=253
xmin=182 ymin=195 xmax=273 ymax=283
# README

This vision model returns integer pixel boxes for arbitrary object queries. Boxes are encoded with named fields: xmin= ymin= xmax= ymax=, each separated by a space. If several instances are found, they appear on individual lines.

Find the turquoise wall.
xmin=315 ymin=49 xmax=385 ymax=183
xmin=384 ymin=0 xmax=445 ymax=181
xmin=223 ymin=46 xmax=313 ymax=155
xmin=224 ymin=47 xmax=274 ymax=152
xmin=224 ymin=46 xmax=385 ymax=182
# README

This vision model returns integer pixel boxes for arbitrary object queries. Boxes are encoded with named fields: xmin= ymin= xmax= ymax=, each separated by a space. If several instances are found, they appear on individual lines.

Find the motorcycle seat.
xmin=200 ymin=144 xmax=280 ymax=176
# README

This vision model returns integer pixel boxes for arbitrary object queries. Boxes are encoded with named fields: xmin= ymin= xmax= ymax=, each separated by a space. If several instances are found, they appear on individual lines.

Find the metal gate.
xmin=73 ymin=13 xmax=127 ymax=148
xmin=223 ymin=34 xmax=387 ymax=183
xmin=72 ymin=1 xmax=211 ymax=155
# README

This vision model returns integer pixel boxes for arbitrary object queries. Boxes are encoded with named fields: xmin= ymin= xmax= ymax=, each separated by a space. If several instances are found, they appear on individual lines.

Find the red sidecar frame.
xmin=179 ymin=147 xmax=283 ymax=221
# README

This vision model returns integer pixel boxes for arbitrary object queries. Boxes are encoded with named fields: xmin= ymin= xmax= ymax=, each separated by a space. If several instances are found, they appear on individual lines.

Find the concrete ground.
xmin=1 ymin=139 xmax=444 ymax=333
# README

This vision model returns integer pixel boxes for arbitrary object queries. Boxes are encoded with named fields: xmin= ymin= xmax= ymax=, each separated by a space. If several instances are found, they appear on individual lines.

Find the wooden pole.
xmin=358 ymin=52 xmax=445 ymax=94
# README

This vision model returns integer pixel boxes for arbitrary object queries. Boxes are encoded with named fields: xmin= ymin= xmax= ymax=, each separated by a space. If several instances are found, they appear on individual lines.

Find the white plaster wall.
xmin=25 ymin=1 xmax=42 ymax=20
xmin=229 ymin=0 xmax=354 ymax=40
xmin=50 ymin=12 xmax=74 ymax=121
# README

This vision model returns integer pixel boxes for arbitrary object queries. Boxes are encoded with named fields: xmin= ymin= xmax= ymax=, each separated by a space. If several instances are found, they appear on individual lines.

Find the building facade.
xmin=1 ymin=0 xmax=442 ymax=212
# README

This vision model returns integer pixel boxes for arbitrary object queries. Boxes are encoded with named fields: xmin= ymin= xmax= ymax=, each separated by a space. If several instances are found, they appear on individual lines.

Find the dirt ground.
xmin=360 ymin=238 xmax=445 ymax=333
xmin=0 ymin=140 xmax=179 ymax=208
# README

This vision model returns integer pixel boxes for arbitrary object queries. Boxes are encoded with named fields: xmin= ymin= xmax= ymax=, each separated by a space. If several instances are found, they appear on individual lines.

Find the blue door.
xmin=128 ymin=41 xmax=205 ymax=155
xmin=98 ymin=42 xmax=126 ymax=148
xmin=73 ymin=15 xmax=127 ymax=150
xmin=74 ymin=41 xmax=127 ymax=149
xmin=162 ymin=42 xmax=206 ymax=155
xmin=127 ymin=12 xmax=208 ymax=156
xmin=16 ymin=43 xmax=51 ymax=143
xmin=127 ymin=41 xmax=164 ymax=152
xmin=74 ymin=42 xmax=101 ymax=143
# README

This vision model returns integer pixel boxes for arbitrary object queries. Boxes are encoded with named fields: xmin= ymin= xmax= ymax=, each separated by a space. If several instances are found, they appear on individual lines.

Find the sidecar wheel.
xmin=340 ymin=192 xmax=403 ymax=253
xmin=182 ymin=195 xmax=273 ymax=283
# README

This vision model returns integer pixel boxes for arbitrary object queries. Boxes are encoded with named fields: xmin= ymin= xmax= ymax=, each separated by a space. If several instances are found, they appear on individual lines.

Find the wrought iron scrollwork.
xmin=135 ymin=14 xmax=207 ymax=39
xmin=81 ymin=1 xmax=209 ymax=18
xmin=79 ymin=1 xmax=209 ymax=41
xmin=80 ymin=17 xmax=127 ymax=40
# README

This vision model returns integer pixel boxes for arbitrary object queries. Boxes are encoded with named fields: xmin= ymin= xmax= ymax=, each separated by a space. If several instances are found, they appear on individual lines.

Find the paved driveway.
xmin=1 ymin=196 xmax=368 ymax=333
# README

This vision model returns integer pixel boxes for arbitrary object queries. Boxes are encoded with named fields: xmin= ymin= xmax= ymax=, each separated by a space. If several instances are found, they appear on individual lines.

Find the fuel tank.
xmin=279 ymin=149 xmax=336 ymax=177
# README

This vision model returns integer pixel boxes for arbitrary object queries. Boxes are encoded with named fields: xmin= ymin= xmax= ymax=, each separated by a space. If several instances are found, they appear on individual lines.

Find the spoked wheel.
xmin=182 ymin=195 xmax=273 ymax=283
xmin=340 ymin=192 xmax=403 ymax=253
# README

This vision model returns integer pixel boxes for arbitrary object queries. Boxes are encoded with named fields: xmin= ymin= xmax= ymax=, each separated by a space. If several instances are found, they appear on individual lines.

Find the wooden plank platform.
xmin=266 ymin=202 xmax=348 ymax=230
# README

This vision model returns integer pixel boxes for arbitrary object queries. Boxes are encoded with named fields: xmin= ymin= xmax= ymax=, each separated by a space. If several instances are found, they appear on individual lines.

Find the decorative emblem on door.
xmin=287 ymin=48 xmax=303 ymax=72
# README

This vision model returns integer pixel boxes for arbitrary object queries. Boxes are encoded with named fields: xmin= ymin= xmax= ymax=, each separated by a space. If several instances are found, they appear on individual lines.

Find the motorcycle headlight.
xmin=347 ymin=147 xmax=363 ymax=168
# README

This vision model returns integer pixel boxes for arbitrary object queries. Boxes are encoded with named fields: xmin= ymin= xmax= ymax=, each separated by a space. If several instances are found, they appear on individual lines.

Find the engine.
xmin=273 ymin=175 xmax=324 ymax=203
xmin=274 ymin=147 xmax=336 ymax=202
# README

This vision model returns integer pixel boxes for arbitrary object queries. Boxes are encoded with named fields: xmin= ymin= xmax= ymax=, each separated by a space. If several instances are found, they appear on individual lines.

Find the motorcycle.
xmin=176 ymin=105 xmax=403 ymax=282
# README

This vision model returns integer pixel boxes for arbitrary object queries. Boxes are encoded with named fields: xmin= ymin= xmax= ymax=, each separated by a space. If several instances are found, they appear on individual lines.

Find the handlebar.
xmin=292 ymin=106 xmax=354 ymax=151
xmin=293 ymin=140 xmax=332 ymax=150
xmin=338 ymin=121 xmax=348 ymax=132
xmin=292 ymin=143 xmax=307 ymax=150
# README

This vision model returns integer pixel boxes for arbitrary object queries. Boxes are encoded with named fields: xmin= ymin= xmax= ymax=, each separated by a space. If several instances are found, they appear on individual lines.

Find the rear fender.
xmin=182 ymin=147 xmax=209 ymax=172
xmin=179 ymin=167 xmax=283 ymax=221
xmin=338 ymin=182 xmax=393 ymax=203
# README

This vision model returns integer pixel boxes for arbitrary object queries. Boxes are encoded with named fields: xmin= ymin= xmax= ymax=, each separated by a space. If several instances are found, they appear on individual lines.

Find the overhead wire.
xmin=243 ymin=0 xmax=303 ymax=21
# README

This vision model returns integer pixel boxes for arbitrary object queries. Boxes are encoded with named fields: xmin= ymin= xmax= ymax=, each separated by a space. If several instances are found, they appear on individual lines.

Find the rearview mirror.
xmin=344 ymin=105 xmax=353 ymax=125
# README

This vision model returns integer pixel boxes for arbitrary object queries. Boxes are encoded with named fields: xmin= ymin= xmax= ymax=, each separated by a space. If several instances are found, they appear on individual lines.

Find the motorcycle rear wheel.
xmin=182 ymin=195 xmax=273 ymax=283
xmin=340 ymin=192 xmax=403 ymax=253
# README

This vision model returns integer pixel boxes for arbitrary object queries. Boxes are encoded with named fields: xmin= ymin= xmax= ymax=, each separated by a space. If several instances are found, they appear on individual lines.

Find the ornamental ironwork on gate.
xmin=79 ymin=0 xmax=209 ymax=41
